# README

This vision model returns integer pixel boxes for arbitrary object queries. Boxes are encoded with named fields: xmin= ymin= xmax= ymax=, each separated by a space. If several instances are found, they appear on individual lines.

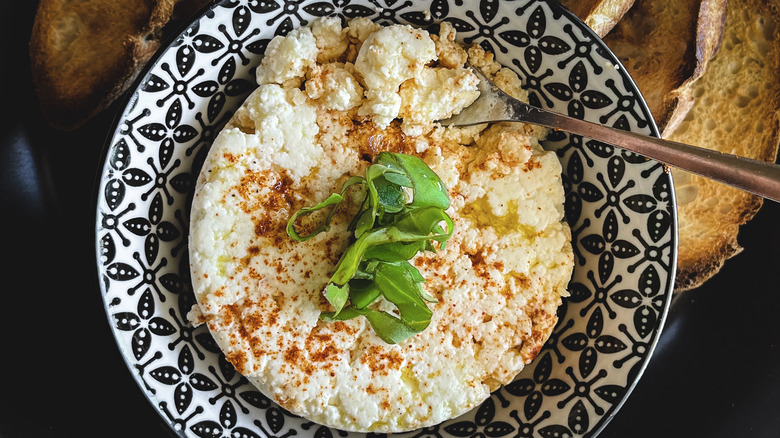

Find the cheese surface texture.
xmin=188 ymin=18 xmax=573 ymax=433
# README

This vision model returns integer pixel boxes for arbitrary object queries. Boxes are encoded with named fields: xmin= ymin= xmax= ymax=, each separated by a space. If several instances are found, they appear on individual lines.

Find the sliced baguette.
xmin=667 ymin=0 xmax=780 ymax=291
xmin=558 ymin=0 xmax=636 ymax=37
xmin=29 ymin=0 xmax=209 ymax=131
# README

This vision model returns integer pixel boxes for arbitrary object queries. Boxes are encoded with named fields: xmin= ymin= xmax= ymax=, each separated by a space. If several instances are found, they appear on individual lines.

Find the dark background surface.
xmin=2 ymin=1 xmax=779 ymax=437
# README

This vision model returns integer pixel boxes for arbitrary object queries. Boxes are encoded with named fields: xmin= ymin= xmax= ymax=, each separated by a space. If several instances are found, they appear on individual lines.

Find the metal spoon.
xmin=440 ymin=66 xmax=780 ymax=203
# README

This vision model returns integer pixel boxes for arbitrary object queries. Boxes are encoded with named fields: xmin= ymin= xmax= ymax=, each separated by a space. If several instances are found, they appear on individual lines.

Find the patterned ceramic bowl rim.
xmin=94 ymin=1 xmax=678 ymax=437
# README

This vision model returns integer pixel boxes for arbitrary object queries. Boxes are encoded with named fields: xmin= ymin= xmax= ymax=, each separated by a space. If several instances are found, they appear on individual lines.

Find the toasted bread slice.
xmin=602 ymin=0 xmax=727 ymax=132
xmin=564 ymin=0 xmax=780 ymax=292
xmin=667 ymin=0 xmax=780 ymax=291
xmin=558 ymin=0 xmax=636 ymax=37
xmin=29 ymin=0 xmax=209 ymax=131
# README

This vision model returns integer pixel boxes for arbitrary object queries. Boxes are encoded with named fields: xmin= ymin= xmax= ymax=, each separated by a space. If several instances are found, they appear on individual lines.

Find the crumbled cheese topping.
xmin=305 ymin=63 xmax=364 ymax=111
xmin=255 ymin=26 xmax=318 ymax=87
xmin=399 ymin=66 xmax=480 ymax=136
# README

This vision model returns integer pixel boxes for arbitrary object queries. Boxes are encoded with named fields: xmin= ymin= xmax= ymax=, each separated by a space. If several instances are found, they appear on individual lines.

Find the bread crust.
xmin=602 ymin=0 xmax=727 ymax=132
xmin=558 ymin=0 xmax=636 ymax=37
xmin=661 ymin=0 xmax=728 ymax=136
xmin=29 ymin=0 xmax=209 ymax=130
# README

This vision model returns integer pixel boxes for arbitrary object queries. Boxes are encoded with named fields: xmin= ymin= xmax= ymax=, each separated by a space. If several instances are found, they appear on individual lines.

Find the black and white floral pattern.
xmin=95 ymin=1 xmax=677 ymax=437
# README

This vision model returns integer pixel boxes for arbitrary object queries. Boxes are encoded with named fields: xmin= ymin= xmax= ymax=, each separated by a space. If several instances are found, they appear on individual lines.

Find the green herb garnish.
xmin=286 ymin=152 xmax=454 ymax=344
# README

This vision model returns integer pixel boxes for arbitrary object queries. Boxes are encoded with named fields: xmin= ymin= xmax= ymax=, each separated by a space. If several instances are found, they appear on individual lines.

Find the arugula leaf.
xmin=286 ymin=192 xmax=344 ymax=241
xmin=363 ymin=240 xmax=426 ymax=262
xmin=363 ymin=309 xmax=420 ymax=344
xmin=374 ymin=262 xmax=432 ymax=331
xmin=321 ymin=307 xmax=419 ymax=345
xmin=324 ymin=283 xmax=350 ymax=316
xmin=287 ymin=176 xmax=365 ymax=241
xmin=286 ymin=152 xmax=454 ymax=343
xmin=376 ymin=152 xmax=450 ymax=210
xmin=348 ymin=279 xmax=382 ymax=309
xmin=382 ymin=171 xmax=413 ymax=188
xmin=374 ymin=176 xmax=405 ymax=213
xmin=320 ymin=307 xmax=365 ymax=322
xmin=393 ymin=206 xmax=454 ymax=239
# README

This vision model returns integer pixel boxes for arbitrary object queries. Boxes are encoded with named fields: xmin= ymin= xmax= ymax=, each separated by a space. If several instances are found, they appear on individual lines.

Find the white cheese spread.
xmin=188 ymin=19 xmax=573 ymax=433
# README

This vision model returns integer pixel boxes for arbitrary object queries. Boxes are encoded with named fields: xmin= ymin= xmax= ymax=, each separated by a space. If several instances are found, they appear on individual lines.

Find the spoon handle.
xmin=516 ymin=101 xmax=780 ymax=203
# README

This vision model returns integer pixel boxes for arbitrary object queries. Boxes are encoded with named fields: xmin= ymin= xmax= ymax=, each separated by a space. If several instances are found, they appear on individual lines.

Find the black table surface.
xmin=3 ymin=2 xmax=779 ymax=437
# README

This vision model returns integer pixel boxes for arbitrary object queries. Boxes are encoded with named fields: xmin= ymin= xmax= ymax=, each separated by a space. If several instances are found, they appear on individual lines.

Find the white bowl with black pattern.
xmin=94 ymin=1 xmax=678 ymax=437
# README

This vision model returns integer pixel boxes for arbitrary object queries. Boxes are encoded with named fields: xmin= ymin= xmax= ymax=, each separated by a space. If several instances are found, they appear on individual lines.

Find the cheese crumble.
xmin=189 ymin=18 xmax=573 ymax=433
